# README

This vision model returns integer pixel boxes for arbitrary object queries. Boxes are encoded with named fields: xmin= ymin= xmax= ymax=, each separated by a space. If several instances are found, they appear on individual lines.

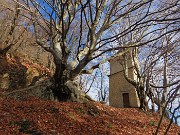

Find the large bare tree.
xmin=12 ymin=0 xmax=180 ymax=102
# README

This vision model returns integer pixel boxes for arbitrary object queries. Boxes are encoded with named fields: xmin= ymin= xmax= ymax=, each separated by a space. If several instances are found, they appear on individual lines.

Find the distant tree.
xmin=154 ymin=84 xmax=180 ymax=135
xmin=93 ymin=64 xmax=109 ymax=103
xmin=149 ymin=34 xmax=179 ymax=115
xmin=78 ymin=72 xmax=97 ymax=94
xmin=96 ymin=68 xmax=109 ymax=103
xmin=78 ymin=64 xmax=109 ymax=102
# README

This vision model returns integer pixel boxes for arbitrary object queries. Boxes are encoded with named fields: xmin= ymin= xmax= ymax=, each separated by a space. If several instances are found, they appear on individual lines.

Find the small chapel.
xmin=109 ymin=52 xmax=140 ymax=108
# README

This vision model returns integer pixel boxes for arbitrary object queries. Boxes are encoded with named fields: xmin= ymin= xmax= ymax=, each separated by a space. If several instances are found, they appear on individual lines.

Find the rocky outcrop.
xmin=2 ymin=78 xmax=53 ymax=100
xmin=64 ymin=80 xmax=94 ymax=102
xmin=0 ymin=55 xmax=27 ymax=89
xmin=26 ymin=67 xmax=40 ymax=86
xmin=0 ymin=73 xmax=10 ymax=89
xmin=2 ymin=78 xmax=93 ymax=103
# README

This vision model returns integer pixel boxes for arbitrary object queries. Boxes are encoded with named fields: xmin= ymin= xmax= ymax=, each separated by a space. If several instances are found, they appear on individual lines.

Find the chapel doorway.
xmin=122 ymin=93 xmax=130 ymax=108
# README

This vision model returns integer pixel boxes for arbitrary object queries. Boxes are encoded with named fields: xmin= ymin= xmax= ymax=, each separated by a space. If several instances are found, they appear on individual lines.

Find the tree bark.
xmin=52 ymin=57 xmax=82 ymax=102
xmin=52 ymin=63 xmax=71 ymax=101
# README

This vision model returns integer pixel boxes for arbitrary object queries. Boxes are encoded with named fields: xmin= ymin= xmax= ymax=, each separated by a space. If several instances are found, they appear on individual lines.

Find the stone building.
xmin=109 ymin=54 xmax=140 ymax=108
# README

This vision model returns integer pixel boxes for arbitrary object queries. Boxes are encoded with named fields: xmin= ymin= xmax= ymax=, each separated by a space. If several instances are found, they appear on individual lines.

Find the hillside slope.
xmin=0 ymin=54 xmax=179 ymax=135
xmin=0 ymin=97 xmax=179 ymax=135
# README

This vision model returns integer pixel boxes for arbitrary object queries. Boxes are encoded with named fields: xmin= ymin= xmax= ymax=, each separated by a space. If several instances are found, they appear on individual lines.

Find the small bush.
xmin=107 ymin=123 xmax=113 ymax=129
xmin=149 ymin=121 xmax=157 ymax=126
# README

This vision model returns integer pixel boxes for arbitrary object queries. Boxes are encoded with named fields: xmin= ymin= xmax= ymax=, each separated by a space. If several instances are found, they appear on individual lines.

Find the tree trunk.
xmin=52 ymin=63 xmax=71 ymax=101
xmin=160 ymin=54 xmax=168 ymax=115
xmin=52 ymin=62 xmax=83 ymax=102
xmin=159 ymin=106 xmax=163 ymax=116
xmin=137 ymin=85 xmax=148 ymax=111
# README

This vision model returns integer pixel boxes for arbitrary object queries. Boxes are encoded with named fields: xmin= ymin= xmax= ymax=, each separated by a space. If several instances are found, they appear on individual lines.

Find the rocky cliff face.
xmin=0 ymin=54 xmax=52 ymax=99
xmin=0 ymin=54 xmax=27 ymax=90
